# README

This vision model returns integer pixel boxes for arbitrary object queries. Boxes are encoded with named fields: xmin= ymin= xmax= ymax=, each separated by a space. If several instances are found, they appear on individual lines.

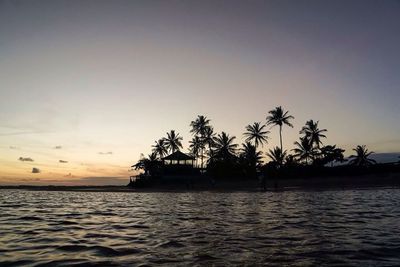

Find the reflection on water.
xmin=1 ymin=189 xmax=400 ymax=266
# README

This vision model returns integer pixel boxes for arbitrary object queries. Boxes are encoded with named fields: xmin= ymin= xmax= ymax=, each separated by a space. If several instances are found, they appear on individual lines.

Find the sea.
xmin=1 ymin=188 xmax=400 ymax=266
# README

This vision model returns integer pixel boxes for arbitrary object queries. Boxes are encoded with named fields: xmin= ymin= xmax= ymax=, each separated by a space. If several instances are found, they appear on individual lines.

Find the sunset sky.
xmin=1 ymin=0 xmax=399 ymax=185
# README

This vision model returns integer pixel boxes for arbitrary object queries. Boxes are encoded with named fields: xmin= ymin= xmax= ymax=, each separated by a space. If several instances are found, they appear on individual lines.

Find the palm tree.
xmin=292 ymin=137 xmax=318 ymax=165
xmin=213 ymin=132 xmax=238 ymax=160
xmin=190 ymin=115 xmax=210 ymax=136
xmin=164 ymin=130 xmax=183 ymax=153
xmin=348 ymin=145 xmax=376 ymax=166
xmin=299 ymin=120 xmax=327 ymax=148
xmin=266 ymin=106 xmax=294 ymax=151
xmin=243 ymin=122 xmax=270 ymax=148
xmin=240 ymin=142 xmax=263 ymax=167
xmin=266 ymin=146 xmax=287 ymax=166
xmin=285 ymin=154 xmax=298 ymax=167
xmin=132 ymin=154 xmax=146 ymax=172
xmin=152 ymin=139 xmax=168 ymax=159
xmin=132 ymin=152 xmax=159 ymax=176
xmin=319 ymin=145 xmax=346 ymax=166
xmin=203 ymin=126 xmax=216 ymax=158
xmin=189 ymin=136 xmax=204 ymax=167
xmin=190 ymin=115 xmax=211 ymax=169
xmin=240 ymin=142 xmax=263 ymax=178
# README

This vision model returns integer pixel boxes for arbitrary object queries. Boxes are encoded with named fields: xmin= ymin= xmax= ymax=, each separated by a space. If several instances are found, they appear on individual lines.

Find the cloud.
xmin=32 ymin=168 xmax=41 ymax=173
xmin=54 ymin=146 xmax=62 ymax=149
xmin=59 ymin=160 xmax=68 ymax=163
xmin=19 ymin=157 xmax=34 ymax=162
xmin=9 ymin=146 xmax=19 ymax=149
xmin=98 ymin=151 xmax=113 ymax=155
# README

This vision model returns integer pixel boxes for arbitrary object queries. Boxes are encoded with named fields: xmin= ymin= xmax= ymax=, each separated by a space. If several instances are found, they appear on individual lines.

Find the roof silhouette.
xmin=162 ymin=151 xmax=194 ymax=161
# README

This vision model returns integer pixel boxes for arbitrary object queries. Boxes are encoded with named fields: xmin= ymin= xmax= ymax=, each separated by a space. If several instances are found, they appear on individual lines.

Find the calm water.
xmin=1 ymin=189 xmax=400 ymax=266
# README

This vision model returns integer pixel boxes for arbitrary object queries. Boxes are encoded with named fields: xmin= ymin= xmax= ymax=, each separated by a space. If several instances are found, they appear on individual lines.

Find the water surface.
xmin=1 ymin=189 xmax=400 ymax=266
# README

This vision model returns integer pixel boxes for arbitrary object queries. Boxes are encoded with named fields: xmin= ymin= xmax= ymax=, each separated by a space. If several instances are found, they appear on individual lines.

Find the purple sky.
xmin=0 ymin=0 xmax=399 ymax=184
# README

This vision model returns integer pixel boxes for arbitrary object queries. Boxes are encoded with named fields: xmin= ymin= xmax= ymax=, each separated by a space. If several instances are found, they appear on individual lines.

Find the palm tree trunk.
xmin=201 ymin=148 xmax=204 ymax=169
xmin=279 ymin=125 xmax=283 ymax=151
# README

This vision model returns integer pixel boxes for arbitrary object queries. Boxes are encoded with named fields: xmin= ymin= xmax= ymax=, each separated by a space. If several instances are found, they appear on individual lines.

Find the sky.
xmin=0 ymin=0 xmax=399 ymax=185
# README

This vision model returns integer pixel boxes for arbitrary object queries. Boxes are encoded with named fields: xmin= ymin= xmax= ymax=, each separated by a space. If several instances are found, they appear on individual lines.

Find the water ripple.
xmin=1 ymin=189 xmax=400 ymax=266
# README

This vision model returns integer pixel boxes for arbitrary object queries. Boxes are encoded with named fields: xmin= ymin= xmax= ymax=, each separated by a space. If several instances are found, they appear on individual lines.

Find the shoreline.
xmin=1 ymin=173 xmax=400 ymax=193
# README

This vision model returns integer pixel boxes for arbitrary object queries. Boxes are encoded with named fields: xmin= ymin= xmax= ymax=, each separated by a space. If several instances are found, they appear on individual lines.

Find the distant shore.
xmin=1 ymin=172 xmax=400 ymax=192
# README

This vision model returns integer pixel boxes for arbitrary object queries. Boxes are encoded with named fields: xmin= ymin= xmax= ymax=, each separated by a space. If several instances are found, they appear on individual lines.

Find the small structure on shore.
xmin=162 ymin=151 xmax=195 ymax=166
xmin=128 ymin=151 xmax=200 ymax=188
xmin=162 ymin=151 xmax=199 ymax=176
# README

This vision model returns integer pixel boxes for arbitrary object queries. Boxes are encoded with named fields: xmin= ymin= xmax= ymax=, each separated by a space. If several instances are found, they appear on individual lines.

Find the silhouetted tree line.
xmin=132 ymin=106 xmax=395 ymax=182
